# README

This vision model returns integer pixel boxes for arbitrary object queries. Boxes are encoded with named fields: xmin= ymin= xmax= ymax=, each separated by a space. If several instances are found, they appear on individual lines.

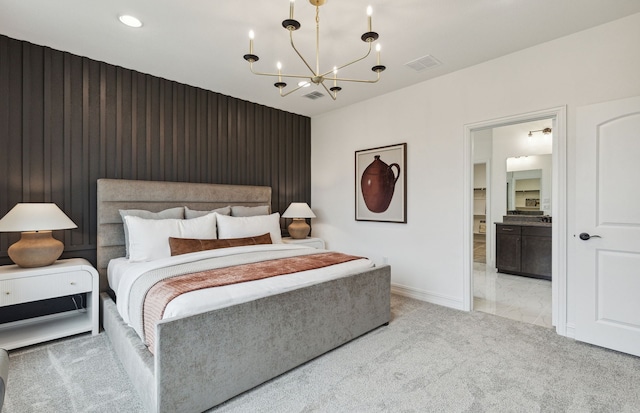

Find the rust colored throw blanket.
xmin=143 ymin=252 xmax=362 ymax=352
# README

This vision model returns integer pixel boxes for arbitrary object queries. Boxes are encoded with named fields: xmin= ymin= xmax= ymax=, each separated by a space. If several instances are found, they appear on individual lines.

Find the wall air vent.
xmin=303 ymin=91 xmax=325 ymax=100
xmin=405 ymin=55 xmax=441 ymax=72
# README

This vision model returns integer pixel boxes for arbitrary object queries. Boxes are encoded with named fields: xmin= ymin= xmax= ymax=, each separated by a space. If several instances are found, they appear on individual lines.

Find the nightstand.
xmin=282 ymin=237 xmax=325 ymax=249
xmin=0 ymin=258 xmax=99 ymax=349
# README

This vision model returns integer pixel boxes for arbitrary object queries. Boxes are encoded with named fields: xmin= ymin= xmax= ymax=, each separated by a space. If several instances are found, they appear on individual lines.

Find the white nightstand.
xmin=0 ymin=258 xmax=99 ymax=349
xmin=282 ymin=237 xmax=325 ymax=249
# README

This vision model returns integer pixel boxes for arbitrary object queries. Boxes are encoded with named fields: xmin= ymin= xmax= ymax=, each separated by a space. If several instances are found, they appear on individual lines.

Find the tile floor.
xmin=473 ymin=262 xmax=552 ymax=328
xmin=473 ymin=234 xmax=486 ymax=263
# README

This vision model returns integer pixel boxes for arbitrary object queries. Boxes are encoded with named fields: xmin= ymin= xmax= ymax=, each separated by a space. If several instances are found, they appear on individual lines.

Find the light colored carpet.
xmin=5 ymin=295 xmax=640 ymax=412
xmin=4 ymin=331 xmax=144 ymax=412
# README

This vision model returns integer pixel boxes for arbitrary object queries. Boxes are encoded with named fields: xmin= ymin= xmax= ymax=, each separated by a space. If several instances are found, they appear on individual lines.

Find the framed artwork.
xmin=355 ymin=143 xmax=407 ymax=223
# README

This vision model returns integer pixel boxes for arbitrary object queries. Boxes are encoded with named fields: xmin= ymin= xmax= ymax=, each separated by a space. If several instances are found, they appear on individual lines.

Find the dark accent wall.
xmin=0 ymin=35 xmax=311 ymax=267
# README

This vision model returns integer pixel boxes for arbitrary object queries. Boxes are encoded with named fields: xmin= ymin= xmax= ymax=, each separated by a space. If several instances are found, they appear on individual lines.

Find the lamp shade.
xmin=0 ymin=203 xmax=77 ymax=232
xmin=281 ymin=202 xmax=316 ymax=219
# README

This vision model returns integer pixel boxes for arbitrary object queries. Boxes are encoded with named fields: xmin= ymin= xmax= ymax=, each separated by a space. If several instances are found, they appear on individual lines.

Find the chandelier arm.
xmin=316 ymin=42 xmax=373 ymax=79
xmin=331 ymin=73 xmax=382 ymax=84
xmin=289 ymin=30 xmax=318 ymax=76
xmin=249 ymin=63 xmax=313 ymax=80
xmin=320 ymin=81 xmax=337 ymax=101
xmin=279 ymin=83 xmax=307 ymax=97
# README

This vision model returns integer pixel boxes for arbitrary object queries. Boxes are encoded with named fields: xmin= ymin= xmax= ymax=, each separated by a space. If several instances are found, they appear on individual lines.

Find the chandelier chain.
xmin=316 ymin=5 xmax=320 ymax=75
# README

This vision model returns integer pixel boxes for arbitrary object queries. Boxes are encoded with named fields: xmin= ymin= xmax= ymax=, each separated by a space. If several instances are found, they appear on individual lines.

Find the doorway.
xmin=473 ymin=121 xmax=552 ymax=327
xmin=463 ymin=107 xmax=568 ymax=336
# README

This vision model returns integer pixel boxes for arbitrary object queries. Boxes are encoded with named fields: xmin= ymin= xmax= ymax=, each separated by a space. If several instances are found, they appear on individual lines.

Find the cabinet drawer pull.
xmin=501 ymin=228 xmax=514 ymax=231
xmin=70 ymin=282 xmax=76 ymax=285
xmin=4 ymin=292 xmax=9 ymax=295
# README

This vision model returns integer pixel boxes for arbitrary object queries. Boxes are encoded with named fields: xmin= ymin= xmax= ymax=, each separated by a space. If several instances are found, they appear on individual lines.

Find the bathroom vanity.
xmin=495 ymin=218 xmax=552 ymax=280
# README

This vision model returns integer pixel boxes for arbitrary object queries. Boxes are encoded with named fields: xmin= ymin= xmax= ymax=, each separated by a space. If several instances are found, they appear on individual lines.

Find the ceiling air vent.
xmin=303 ymin=91 xmax=325 ymax=100
xmin=405 ymin=55 xmax=441 ymax=72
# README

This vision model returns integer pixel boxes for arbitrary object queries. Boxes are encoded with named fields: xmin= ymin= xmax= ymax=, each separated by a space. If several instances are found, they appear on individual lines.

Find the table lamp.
xmin=281 ymin=202 xmax=316 ymax=239
xmin=0 ymin=203 xmax=77 ymax=268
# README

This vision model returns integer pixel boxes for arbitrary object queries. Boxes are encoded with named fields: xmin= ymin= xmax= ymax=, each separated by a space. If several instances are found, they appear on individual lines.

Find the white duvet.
xmin=108 ymin=244 xmax=373 ymax=327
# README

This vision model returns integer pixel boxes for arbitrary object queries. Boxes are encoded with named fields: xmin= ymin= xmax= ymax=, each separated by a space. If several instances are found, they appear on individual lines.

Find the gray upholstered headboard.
xmin=96 ymin=179 xmax=272 ymax=292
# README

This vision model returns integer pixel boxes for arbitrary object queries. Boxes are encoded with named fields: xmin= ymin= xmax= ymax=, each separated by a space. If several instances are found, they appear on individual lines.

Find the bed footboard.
xmin=102 ymin=264 xmax=391 ymax=413
xmin=101 ymin=292 xmax=156 ymax=410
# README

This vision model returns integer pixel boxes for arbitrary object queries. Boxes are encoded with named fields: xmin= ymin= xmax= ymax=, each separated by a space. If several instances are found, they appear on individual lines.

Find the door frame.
xmin=462 ymin=106 xmax=568 ymax=336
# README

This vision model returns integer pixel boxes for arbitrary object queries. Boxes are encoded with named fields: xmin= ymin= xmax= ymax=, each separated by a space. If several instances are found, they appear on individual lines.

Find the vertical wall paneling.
xmin=0 ymin=41 xmax=9 ymax=251
xmin=0 ymin=35 xmax=311 ymax=265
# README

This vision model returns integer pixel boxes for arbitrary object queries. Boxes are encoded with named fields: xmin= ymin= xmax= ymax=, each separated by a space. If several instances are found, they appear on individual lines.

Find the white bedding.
xmin=108 ymin=244 xmax=373 ymax=327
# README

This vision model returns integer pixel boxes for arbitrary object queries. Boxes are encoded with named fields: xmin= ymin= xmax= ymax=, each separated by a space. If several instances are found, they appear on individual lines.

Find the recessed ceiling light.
xmin=119 ymin=15 xmax=143 ymax=28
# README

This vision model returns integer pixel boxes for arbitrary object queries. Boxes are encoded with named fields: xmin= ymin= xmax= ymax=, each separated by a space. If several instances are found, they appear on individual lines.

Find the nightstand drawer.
xmin=0 ymin=270 xmax=92 ymax=307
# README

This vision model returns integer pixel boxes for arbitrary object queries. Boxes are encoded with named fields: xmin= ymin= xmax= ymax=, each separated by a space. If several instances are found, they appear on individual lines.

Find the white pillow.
xmin=119 ymin=207 xmax=185 ymax=258
xmin=231 ymin=205 xmax=270 ymax=217
xmin=216 ymin=213 xmax=282 ymax=244
xmin=125 ymin=213 xmax=218 ymax=262
xmin=185 ymin=205 xmax=231 ymax=219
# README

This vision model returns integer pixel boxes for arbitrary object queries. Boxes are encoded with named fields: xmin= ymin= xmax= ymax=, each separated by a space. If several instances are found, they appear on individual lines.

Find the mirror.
xmin=506 ymin=155 xmax=552 ymax=215
xmin=506 ymin=170 xmax=541 ymax=213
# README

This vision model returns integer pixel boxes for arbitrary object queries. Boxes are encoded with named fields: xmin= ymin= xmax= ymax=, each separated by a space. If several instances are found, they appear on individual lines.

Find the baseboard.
xmin=565 ymin=322 xmax=576 ymax=339
xmin=391 ymin=283 xmax=464 ymax=311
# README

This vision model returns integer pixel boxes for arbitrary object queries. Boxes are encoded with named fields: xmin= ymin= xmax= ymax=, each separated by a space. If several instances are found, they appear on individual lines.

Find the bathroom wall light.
xmin=527 ymin=127 xmax=552 ymax=137
xmin=119 ymin=15 xmax=143 ymax=28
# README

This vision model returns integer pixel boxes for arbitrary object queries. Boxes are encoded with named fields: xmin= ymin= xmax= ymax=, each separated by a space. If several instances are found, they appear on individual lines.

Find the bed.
xmin=97 ymin=178 xmax=391 ymax=413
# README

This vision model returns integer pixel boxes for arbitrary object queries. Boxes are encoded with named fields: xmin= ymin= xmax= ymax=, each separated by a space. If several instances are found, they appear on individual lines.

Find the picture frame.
xmin=355 ymin=143 xmax=407 ymax=223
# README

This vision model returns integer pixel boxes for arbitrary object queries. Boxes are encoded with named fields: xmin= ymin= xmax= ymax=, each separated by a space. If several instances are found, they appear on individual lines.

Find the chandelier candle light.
xmin=243 ymin=0 xmax=386 ymax=100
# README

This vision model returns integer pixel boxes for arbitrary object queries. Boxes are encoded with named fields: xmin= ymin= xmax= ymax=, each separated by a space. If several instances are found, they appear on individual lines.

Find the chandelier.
xmin=243 ymin=0 xmax=386 ymax=100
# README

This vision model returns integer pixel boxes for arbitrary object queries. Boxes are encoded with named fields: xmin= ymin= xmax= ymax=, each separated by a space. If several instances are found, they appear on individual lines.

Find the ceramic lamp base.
xmin=8 ymin=231 xmax=64 ymax=268
xmin=287 ymin=219 xmax=310 ymax=239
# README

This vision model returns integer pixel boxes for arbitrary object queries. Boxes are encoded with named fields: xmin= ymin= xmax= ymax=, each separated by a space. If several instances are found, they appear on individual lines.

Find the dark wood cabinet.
xmin=495 ymin=225 xmax=521 ymax=272
xmin=496 ymin=223 xmax=551 ymax=280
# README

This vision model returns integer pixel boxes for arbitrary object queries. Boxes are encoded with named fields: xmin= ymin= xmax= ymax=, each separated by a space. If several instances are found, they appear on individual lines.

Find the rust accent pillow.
xmin=169 ymin=233 xmax=272 ymax=256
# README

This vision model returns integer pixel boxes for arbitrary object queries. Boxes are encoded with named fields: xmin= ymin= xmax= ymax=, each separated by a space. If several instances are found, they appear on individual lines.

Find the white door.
xmin=575 ymin=96 xmax=640 ymax=357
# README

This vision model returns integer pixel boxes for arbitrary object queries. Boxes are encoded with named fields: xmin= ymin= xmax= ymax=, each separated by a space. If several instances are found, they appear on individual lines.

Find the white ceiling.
xmin=1 ymin=0 xmax=639 ymax=117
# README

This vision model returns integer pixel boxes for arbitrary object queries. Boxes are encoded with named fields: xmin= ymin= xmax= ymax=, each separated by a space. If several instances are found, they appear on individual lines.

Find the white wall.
xmin=311 ymin=14 xmax=640 ymax=317
xmin=473 ymin=164 xmax=487 ymax=190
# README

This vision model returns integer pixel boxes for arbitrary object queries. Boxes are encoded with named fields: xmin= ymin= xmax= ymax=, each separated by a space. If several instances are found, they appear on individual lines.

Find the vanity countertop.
xmin=497 ymin=215 xmax=552 ymax=227
xmin=495 ymin=221 xmax=552 ymax=227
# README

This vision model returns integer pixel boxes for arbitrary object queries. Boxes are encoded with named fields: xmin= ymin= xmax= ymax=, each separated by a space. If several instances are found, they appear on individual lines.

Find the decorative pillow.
xmin=216 ymin=212 xmax=282 ymax=243
xmin=231 ymin=205 xmax=270 ymax=217
xmin=125 ymin=213 xmax=217 ymax=262
xmin=185 ymin=205 xmax=231 ymax=219
xmin=169 ymin=233 xmax=272 ymax=256
xmin=119 ymin=207 xmax=184 ymax=258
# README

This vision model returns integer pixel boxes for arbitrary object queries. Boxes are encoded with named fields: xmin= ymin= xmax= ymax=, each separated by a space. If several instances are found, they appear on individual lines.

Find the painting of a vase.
xmin=355 ymin=143 xmax=407 ymax=223
xmin=361 ymin=155 xmax=400 ymax=213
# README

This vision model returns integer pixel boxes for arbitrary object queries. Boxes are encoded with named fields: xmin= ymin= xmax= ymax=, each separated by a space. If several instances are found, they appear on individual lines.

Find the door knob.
xmin=579 ymin=232 xmax=601 ymax=240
